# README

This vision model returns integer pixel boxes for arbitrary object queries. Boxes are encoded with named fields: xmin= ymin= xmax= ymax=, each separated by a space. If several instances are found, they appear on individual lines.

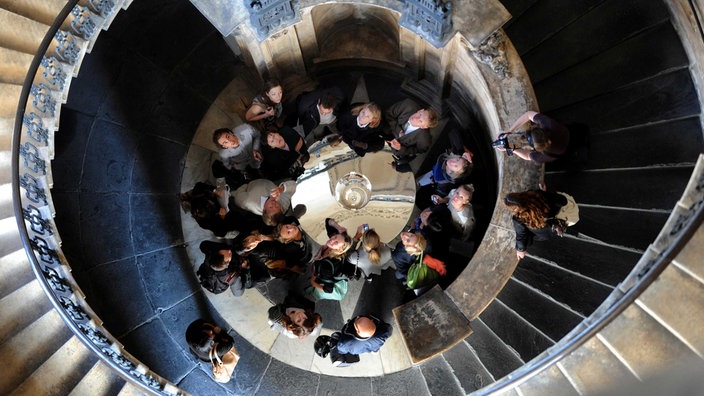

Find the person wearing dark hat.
xmin=332 ymin=315 xmax=392 ymax=365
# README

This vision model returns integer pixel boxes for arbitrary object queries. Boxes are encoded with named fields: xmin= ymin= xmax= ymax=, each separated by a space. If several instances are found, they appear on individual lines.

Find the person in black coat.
xmin=261 ymin=126 xmax=310 ymax=181
xmin=179 ymin=182 xmax=263 ymax=237
xmin=197 ymin=240 xmax=249 ymax=296
xmin=504 ymin=189 xmax=570 ymax=259
xmin=337 ymin=102 xmax=386 ymax=157
xmin=293 ymin=87 xmax=344 ymax=143
xmin=185 ymin=319 xmax=235 ymax=362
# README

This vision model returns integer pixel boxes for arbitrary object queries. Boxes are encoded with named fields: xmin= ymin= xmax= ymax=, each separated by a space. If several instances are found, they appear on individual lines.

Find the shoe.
xmin=293 ymin=204 xmax=307 ymax=219
xmin=332 ymin=359 xmax=344 ymax=367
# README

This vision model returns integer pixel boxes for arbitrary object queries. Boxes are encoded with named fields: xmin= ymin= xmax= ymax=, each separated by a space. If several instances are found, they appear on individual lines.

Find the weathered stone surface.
xmin=559 ymin=336 xmax=636 ymax=395
xmin=599 ymin=304 xmax=699 ymax=379
xmin=393 ymin=286 xmax=473 ymax=363
xmin=188 ymin=0 xmax=248 ymax=37
xmin=446 ymin=224 xmax=519 ymax=320
xmin=517 ymin=364 xmax=579 ymax=396
xmin=638 ymin=263 xmax=704 ymax=356
xmin=452 ymin=0 xmax=511 ymax=47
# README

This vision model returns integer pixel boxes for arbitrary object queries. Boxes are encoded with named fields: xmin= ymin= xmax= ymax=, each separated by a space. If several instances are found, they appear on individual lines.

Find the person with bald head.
xmin=331 ymin=314 xmax=392 ymax=365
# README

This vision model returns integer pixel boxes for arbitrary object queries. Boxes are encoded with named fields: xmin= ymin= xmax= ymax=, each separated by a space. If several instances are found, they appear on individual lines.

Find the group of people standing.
xmin=182 ymin=77 xmax=583 ymax=378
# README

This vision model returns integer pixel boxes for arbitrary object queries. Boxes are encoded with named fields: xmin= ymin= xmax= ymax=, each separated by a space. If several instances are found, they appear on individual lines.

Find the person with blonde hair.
xmin=346 ymin=225 xmax=392 ymax=281
xmin=306 ymin=218 xmax=354 ymax=301
xmin=391 ymin=231 xmax=428 ymax=283
xmin=336 ymin=102 xmax=386 ymax=156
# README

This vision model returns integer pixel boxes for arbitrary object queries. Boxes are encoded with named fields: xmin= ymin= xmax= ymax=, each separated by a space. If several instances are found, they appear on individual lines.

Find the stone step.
xmin=0 ymin=8 xmax=49 ymax=55
xmin=117 ymin=382 xmax=148 ymax=396
xmin=0 ymin=0 xmax=70 ymax=27
xmin=0 ymin=309 xmax=73 ymax=394
xmin=0 ymin=47 xmax=34 ymax=85
xmin=637 ymin=262 xmax=704 ymax=356
xmin=0 ymin=249 xmax=34 ymax=299
xmin=10 ymin=335 xmax=98 ymax=396
xmin=558 ymin=335 xmax=638 ymax=395
xmin=0 ymin=218 xmax=23 ymax=258
xmin=0 ymin=182 xmax=13 ymax=219
xmin=535 ymin=22 xmax=688 ymax=112
xmin=419 ymin=356 xmax=466 ymax=396
xmin=515 ymin=364 xmax=580 ymax=396
xmin=442 ymin=340 xmax=495 ymax=393
xmin=671 ymin=220 xmax=704 ymax=284
xmin=0 ymin=278 xmax=53 ymax=346
xmin=0 ymin=149 xmax=10 ymax=185
xmin=525 ymin=236 xmax=640 ymax=288
xmin=598 ymin=303 xmax=700 ymax=379
xmin=546 ymin=166 xmax=694 ymax=211
xmin=0 ymin=82 xmax=22 ymax=118
xmin=479 ymin=299 xmax=555 ymax=362
xmin=68 ymin=360 xmax=125 ymax=396
xmin=512 ymin=255 xmax=614 ymax=317
xmin=496 ymin=277 xmax=585 ymax=341
xmin=548 ymin=68 xmax=699 ymax=134
xmin=522 ymin=1 xmax=670 ymax=84
xmin=0 ymin=133 xmax=9 ymax=151
xmin=466 ymin=318 xmax=524 ymax=380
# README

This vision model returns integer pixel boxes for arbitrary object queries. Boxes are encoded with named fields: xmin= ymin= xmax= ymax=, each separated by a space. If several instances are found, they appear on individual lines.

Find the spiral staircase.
xmin=1 ymin=1 xmax=704 ymax=395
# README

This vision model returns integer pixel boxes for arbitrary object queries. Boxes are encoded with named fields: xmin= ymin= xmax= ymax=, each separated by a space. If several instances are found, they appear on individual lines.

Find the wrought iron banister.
xmin=11 ymin=1 xmax=185 ymax=394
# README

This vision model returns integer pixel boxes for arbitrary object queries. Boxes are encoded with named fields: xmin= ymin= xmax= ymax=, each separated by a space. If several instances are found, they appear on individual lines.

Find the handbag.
xmin=406 ymin=251 xmax=440 ymax=290
xmin=305 ymin=260 xmax=349 ymax=301
xmin=210 ymin=343 xmax=240 ymax=383
xmin=554 ymin=192 xmax=579 ymax=226
xmin=306 ymin=277 xmax=349 ymax=301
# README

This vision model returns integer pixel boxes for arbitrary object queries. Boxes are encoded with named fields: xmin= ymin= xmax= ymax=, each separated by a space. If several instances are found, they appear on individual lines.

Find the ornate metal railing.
xmin=11 ymin=1 xmax=185 ymax=394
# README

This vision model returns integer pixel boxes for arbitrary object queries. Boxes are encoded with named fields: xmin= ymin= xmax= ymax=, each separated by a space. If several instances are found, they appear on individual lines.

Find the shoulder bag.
xmin=210 ymin=342 xmax=240 ymax=383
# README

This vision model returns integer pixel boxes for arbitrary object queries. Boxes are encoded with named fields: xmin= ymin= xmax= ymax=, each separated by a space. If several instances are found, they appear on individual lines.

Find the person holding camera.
xmin=495 ymin=110 xmax=570 ymax=164
xmin=346 ymin=225 xmax=393 ymax=282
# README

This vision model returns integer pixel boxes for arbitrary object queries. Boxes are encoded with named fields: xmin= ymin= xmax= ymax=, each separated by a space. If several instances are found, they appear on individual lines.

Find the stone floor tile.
xmin=208 ymin=290 xmax=279 ymax=353
xmin=80 ymin=119 xmax=138 ymax=193
xmin=129 ymin=194 xmax=183 ymax=254
xmin=254 ymin=359 xmax=319 ymax=396
xmin=79 ymin=192 xmax=134 ymax=265
xmin=136 ymin=246 xmax=200 ymax=311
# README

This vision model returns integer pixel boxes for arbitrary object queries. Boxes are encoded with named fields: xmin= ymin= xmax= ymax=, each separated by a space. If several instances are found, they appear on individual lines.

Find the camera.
xmin=492 ymin=133 xmax=514 ymax=156
xmin=363 ymin=224 xmax=369 ymax=232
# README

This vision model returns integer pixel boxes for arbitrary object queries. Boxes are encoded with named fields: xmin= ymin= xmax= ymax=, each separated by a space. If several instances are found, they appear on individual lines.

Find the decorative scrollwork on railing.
xmin=40 ymin=56 xmax=67 ymax=90
xmin=53 ymin=30 xmax=80 ymax=65
xmin=245 ymin=0 xmax=299 ymax=40
xmin=30 ymin=84 xmax=57 ymax=116
xmin=22 ymin=204 xmax=53 ymax=235
xmin=79 ymin=323 xmax=111 ymax=345
xmin=20 ymin=174 xmax=47 ymax=204
xmin=59 ymin=296 xmax=91 ymax=322
xmin=43 ymin=265 xmax=70 ymax=293
xmin=399 ymin=0 xmax=453 ymax=48
xmin=71 ymin=6 xmax=97 ymax=39
xmin=29 ymin=235 xmax=59 ymax=264
xmin=19 ymin=142 xmax=47 ymax=175
xmin=23 ymin=113 xmax=50 ymax=145
xmin=87 ymin=0 xmax=115 ymax=16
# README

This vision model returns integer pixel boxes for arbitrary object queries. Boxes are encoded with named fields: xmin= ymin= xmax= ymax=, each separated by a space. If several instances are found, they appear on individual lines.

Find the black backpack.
xmin=197 ymin=263 xmax=235 ymax=294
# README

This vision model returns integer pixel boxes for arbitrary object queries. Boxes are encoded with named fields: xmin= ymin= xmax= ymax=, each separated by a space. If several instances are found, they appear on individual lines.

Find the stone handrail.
xmin=11 ymin=1 xmax=186 ymax=394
